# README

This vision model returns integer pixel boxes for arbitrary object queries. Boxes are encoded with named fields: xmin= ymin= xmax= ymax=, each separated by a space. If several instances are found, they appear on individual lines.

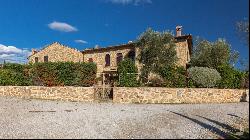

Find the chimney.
xmin=31 ymin=49 xmax=37 ymax=55
xmin=176 ymin=25 xmax=182 ymax=37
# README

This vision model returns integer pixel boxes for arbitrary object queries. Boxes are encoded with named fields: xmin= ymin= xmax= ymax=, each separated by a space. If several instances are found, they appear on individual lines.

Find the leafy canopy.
xmin=190 ymin=38 xmax=239 ymax=69
xmin=136 ymin=28 xmax=177 ymax=82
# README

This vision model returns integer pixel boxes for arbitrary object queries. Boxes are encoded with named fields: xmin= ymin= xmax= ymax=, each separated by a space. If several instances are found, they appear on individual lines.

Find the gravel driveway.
xmin=0 ymin=96 xmax=249 ymax=139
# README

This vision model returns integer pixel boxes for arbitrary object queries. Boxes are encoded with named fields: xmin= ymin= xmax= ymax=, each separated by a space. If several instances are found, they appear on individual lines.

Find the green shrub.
xmin=1 ymin=62 xmax=96 ymax=87
xmin=217 ymin=64 xmax=246 ymax=89
xmin=187 ymin=67 xmax=221 ymax=88
xmin=73 ymin=62 xmax=97 ymax=87
xmin=2 ymin=63 xmax=24 ymax=72
xmin=30 ymin=62 xmax=59 ymax=86
xmin=29 ymin=62 xmax=97 ymax=87
xmin=160 ymin=66 xmax=186 ymax=88
xmin=55 ymin=62 xmax=76 ymax=86
xmin=1 ymin=63 xmax=31 ymax=86
xmin=0 ymin=69 xmax=29 ymax=86
xmin=187 ymin=79 xmax=196 ymax=88
xmin=117 ymin=58 xmax=139 ymax=87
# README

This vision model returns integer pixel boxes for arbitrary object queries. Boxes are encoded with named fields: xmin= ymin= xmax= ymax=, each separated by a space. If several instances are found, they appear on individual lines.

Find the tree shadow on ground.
xmin=227 ymin=113 xmax=242 ymax=119
xmin=168 ymin=110 xmax=231 ymax=139
xmin=196 ymin=115 xmax=241 ymax=133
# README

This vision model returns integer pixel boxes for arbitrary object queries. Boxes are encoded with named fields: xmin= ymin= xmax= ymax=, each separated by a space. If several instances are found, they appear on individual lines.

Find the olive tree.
xmin=190 ymin=38 xmax=239 ymax=69
xmin=135 ymin=28 xmax=178 ymax=84
xmin=188 ymin=66 xmax=221 ymax=88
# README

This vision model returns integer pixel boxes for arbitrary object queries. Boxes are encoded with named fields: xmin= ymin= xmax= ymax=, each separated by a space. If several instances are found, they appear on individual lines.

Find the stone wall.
xmin=113 ymin=87 xmax=249 ymax=104
xmin=0 ymin=86 xmax=94 ymax=102
xmin=0 ymin=86 xmax=248 ymax=104
xmin=28 ymin=42 xmax=83 ymax=63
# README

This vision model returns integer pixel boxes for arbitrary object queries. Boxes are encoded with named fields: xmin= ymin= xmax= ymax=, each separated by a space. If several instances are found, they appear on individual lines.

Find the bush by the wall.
xmin=217 ymin=64 xmax=246 ymax=89
xmin=187 ymin=79 xmax=196 ymax=88
xmin=73 ymin=62 xmax=97 ymax=87
xmin=29 ymin=62 xmax=97 ymax=87
xmin=29 ymin=62 xmax=59 ymax=86
xmin=1 ymin=63 xmax=31 ymax=86
xmin=0 ymin=69 xmax=14 ymax=85
xmin=117 ymin=58 xmax=139 ymax=87
xmin=0 ymin=69 xmax=30 ymax=86
xmin=187 ymin=67 xmax=221 ymax=88
xmin=160 ymin=66 xmax=186 ymax=88
xmin=2 ymin=63 xmax=24 ymax=72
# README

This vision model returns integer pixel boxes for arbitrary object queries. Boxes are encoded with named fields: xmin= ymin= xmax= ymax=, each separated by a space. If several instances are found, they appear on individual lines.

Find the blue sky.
xmin=0 ymin=0 xmax=249 ymax=68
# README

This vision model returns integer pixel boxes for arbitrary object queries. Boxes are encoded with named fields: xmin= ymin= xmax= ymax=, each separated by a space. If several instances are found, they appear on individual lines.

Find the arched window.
xmin=88 ymin=58 xmax=93 ymax=63
xmin=105 ymin=54 xmax=110 ymax=66
xmin=116 ymin=53 xmax=123 ymax=65
xmin=128 ymin=50 xmax=135 ymax=62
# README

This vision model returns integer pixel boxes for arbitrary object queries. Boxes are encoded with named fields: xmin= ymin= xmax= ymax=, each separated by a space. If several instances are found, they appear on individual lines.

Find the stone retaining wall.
xmin=0 ymin=86 xmax=249 ymax=104
xmin=113 ymin=87 xmax=249 ymax=104
xmin=0 ymin=86 xmax=94 ymax=102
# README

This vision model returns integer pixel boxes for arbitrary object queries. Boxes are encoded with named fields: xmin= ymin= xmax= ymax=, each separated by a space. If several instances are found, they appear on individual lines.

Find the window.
xmin=116 ymin=53 xmax=123 ymax=65
xmin=44 ymin=56 xmax=48 ymax=62
xmin=105 ymin=54 xmax=110 ymax=66
xmin=88 ymin=58 xmax=93 ymax=63
xmin=35 ymin=57 xmax=38 ymax=63
xmin=128 ymin=50 xmax=135 ymax=62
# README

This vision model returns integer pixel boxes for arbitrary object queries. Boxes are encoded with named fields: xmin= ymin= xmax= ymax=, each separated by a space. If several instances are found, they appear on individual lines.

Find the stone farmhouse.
xmin=28 ymin=26 xmax=193 ymax=82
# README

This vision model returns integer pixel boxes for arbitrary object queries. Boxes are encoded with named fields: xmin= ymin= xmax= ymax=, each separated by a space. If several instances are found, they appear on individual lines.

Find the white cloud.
xmin=0 ymin=44 xmax=31 ymax=64
xmin=0 ymin=54 xmax=16 ymax=59
xmin=107 ymin=0 xmax=152 ymax=5
xmin=0 ymin=44 xmax=22 ymax=54
xmin=75 ymin=40 xmax=88 ymax=44
xmin=48 ymin=21 xmax=78 ymax=32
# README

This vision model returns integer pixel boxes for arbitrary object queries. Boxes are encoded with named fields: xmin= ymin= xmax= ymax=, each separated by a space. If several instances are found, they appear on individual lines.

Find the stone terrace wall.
xmin=113 ymin=87 xmax=249 ymax=104
xmin=0 ymin=86 xmax=94 ymax=102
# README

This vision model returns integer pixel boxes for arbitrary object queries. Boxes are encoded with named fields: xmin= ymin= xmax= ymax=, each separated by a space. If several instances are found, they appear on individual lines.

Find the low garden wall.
xmin=0 ymin=86 xmax=249 ymax=104
xmin=113 ymin=87 xmax=249 ymax=104
xmin=0 ymin=86 xmax=95 ymax=102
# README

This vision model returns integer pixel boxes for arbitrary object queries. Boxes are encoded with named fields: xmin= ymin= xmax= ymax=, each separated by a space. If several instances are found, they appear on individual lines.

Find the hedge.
xmin=30 ymin=62 xmax=97 ymax=86
xmin=0 ymin=63 xmax=31 ymax=86
xmin=0 ymin=62 xmax=97 ymax=87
